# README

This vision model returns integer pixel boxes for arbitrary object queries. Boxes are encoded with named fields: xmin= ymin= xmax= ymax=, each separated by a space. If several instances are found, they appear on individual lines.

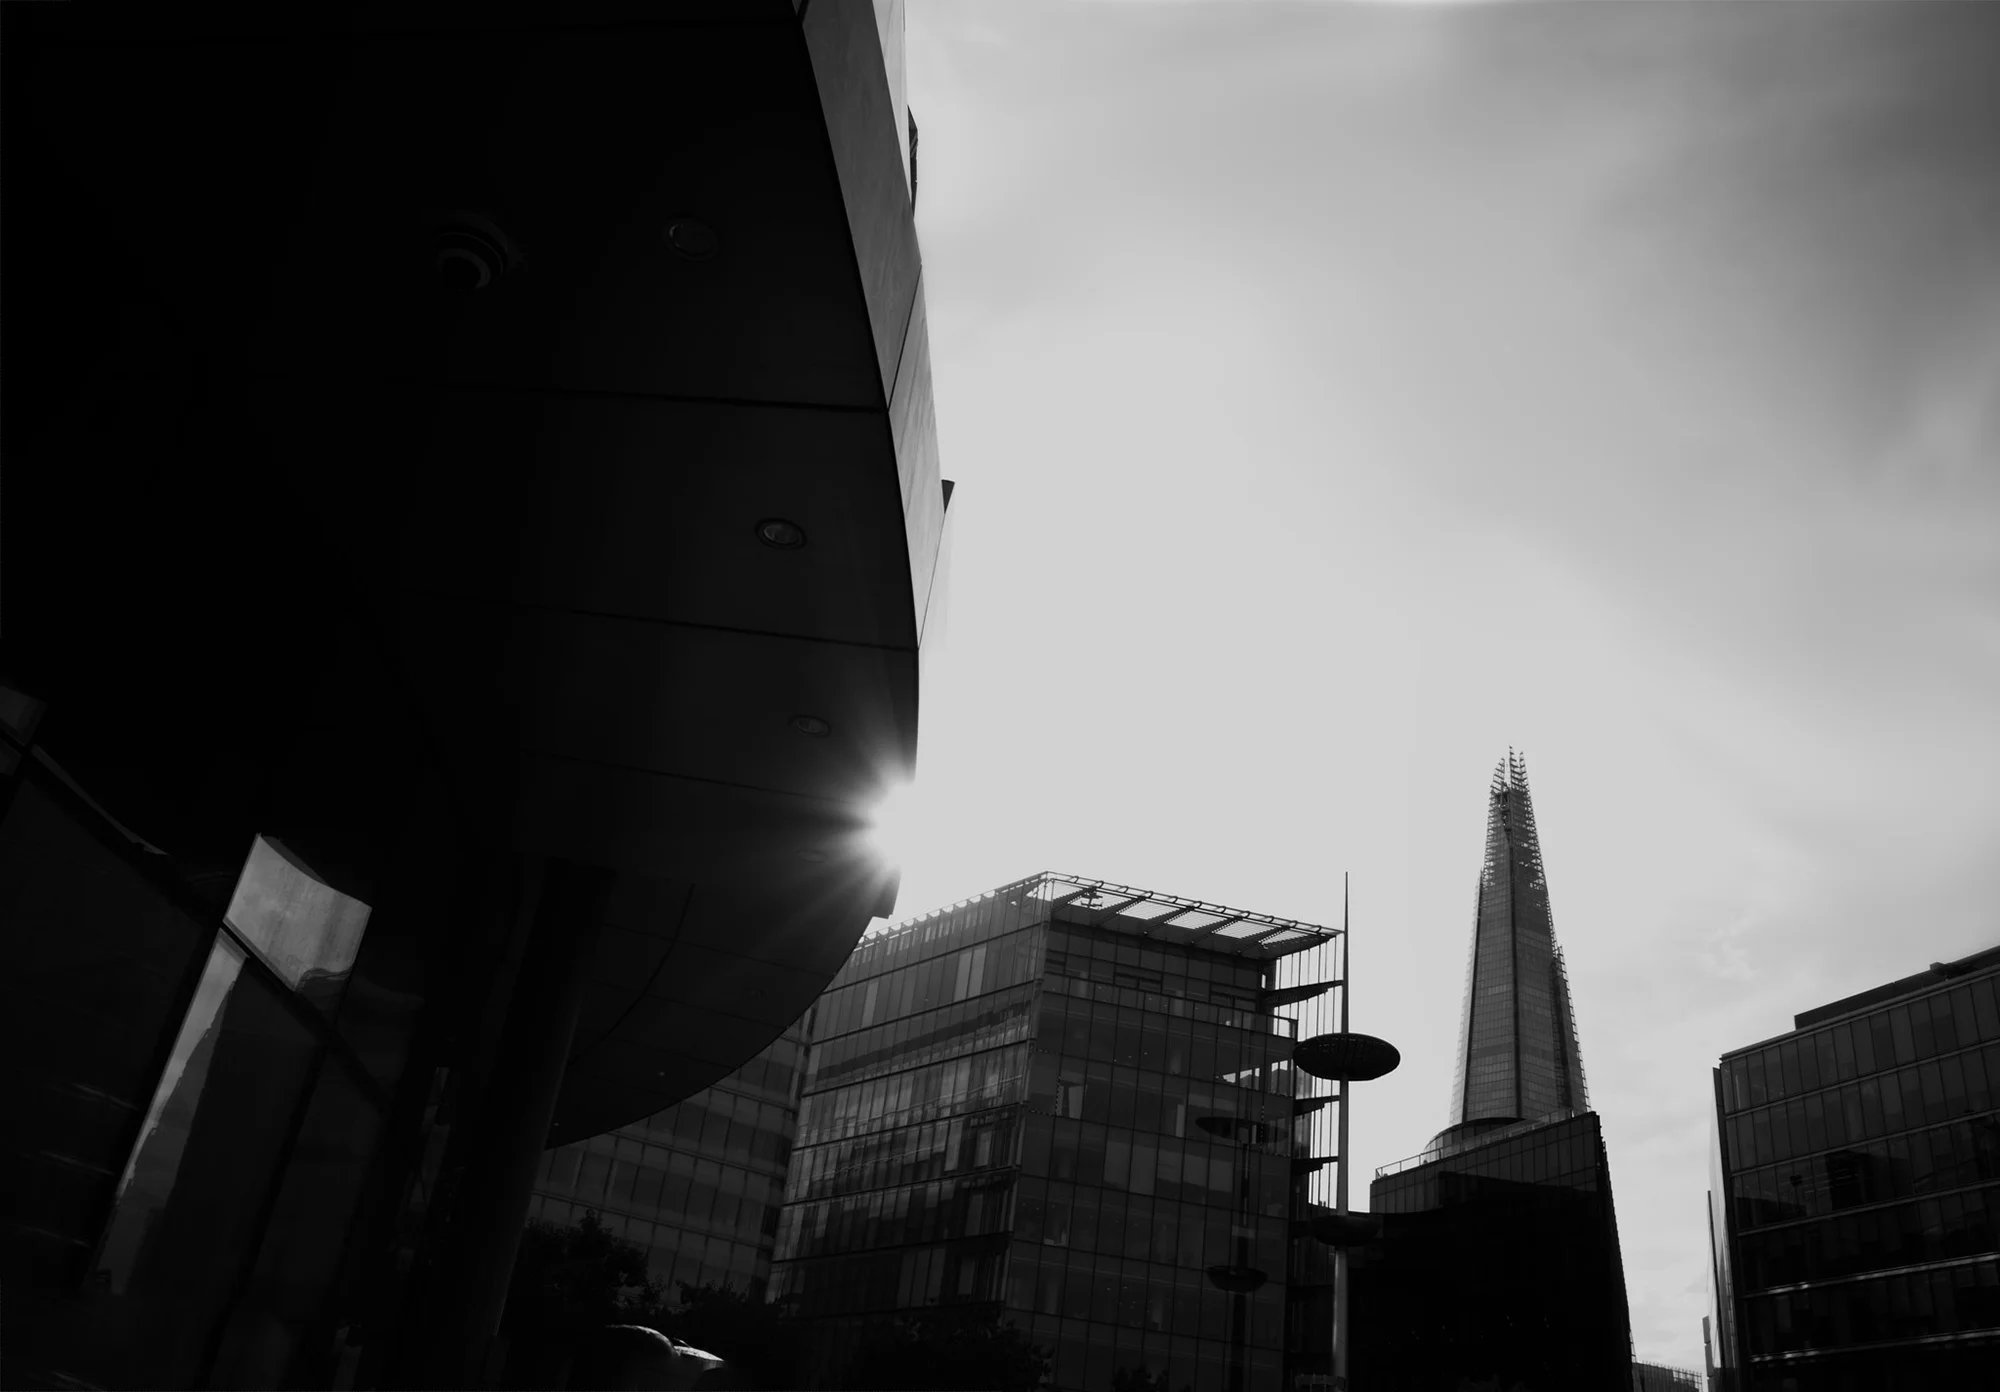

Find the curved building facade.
xmin=1 ymin=4 xmax=941 ymax=1386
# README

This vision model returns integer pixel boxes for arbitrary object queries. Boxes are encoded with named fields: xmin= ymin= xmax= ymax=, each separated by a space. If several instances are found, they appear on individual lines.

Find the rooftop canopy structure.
xmin=1027 ymin=872 xmax=1341 ymax=960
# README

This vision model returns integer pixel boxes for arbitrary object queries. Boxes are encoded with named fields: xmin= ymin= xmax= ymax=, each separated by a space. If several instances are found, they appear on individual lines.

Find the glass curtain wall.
xmin=771 ymin=875 xmax=1323 ymax=1392
xmin=529 ymin=1022 xmax=809 ymax=1298
xmin=1016 ymin=919 xmax=1295 ymax=1392
xmin=0 ymin=697 xmax=413 ymax=1392
xmin=772 ymin=890 xmax=1042 ymax=1317
xmin=1713 ymin=973 xmax=2000 ymax=1386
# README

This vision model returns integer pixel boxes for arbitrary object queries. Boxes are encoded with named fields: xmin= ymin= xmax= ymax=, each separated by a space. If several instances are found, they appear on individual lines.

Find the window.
xmin=1975 ymin=978 xmax=2000 ymax=1042
xmin=1951 ymin=987 xmax=1980 ymax=1055
xmin=1106 ymin=1135 xmax=1132 ymax=1189
xmin=577 ymin=1152 xmax=611 ymax=1200
xmin=1933 ymin=993 xmax=1961 ymax=1053
xmin=1901 ymin=1068 xmax=1926 ymax=1130
xmin=1780 ymin=1042 xmax=1803 ymax=1098
xmin=1804 ymin=1095 xmax=1827 ymax=1153
xmin=1963 ymin=1049 xmax=1991 ymax=1113
xmin=1920 ymin=1062 xmax=1946 ymax=1123
xmin=1911 ymin=998 xmax=1938 ymax=1058
xmin=1860 ymin=1078 xmax=1885 ymax=1136
xmin=1891 ymin=1007 xmax=1916 ymax=1066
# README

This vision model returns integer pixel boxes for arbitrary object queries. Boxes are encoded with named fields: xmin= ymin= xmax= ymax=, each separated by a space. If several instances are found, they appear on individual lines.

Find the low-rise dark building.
xmin=1357 ymin=1110 xmax=1633 ymax=1390
xmin=1706 ymin=945 xmax=2000 ymax=1389
xmin=1630 ymin=1360 xmax=1702 ymax=1392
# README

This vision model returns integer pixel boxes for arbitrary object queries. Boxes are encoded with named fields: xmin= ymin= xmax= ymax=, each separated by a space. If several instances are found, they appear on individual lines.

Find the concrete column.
xmin=413 ymin=857 xmax=610 ymax=1388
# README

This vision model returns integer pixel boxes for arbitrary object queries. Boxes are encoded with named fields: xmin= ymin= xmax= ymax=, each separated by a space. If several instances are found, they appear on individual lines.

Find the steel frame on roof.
xmin=862 ymin=871 xmax=1340 ymax=961
xmin=1034 ymin=871 xmax=1339 ymax=961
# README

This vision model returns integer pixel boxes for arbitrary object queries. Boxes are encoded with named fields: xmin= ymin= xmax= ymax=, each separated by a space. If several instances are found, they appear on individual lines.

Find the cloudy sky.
xmin=878 ymin=0 xmax=2000 ymax=1370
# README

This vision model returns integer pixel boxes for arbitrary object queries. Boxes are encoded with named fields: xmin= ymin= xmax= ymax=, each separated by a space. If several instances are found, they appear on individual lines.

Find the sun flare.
xmin=865 ymin=781 xmax=920 ymax=873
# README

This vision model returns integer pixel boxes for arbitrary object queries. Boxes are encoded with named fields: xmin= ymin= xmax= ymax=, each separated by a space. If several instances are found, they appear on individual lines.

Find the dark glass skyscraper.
xmin=1706 ymin=945 xmax=2000 ymax=1390
xmin=1448 ymin=749 xmax=1589 ymax=1141
xmin=1352 ymin=753 xmax=1633 ymax=1388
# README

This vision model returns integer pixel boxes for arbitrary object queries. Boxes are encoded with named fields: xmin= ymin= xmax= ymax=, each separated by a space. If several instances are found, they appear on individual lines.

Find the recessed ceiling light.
xmin=434 ymin=211 xmax=522 ymax=292
xmin=667 ymin=218 xmax=718 ymax=260
xmin=756 ymin=517 xmax=807 ymax=549
xmin=791 ymin=714 xmax=831 ymax=737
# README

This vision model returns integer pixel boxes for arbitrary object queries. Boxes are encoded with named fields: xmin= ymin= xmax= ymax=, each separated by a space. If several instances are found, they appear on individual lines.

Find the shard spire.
xmin=1447 ymin=750 xmax=1589 ymax=1127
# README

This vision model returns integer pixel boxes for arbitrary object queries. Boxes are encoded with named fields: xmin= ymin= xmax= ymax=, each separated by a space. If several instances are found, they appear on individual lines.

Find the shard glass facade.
xmin=1448 ymin=750 xmax=1588 ymax=1132
xmin=1345 ymin=752 xmax=1633 ymax=1384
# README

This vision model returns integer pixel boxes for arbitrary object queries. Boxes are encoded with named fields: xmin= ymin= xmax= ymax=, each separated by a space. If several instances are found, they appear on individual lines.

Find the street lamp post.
xmin=1333 ymin=893 xmax=1352 ymax=1391
xmin=1291 ymin=874 xmax=1400 ymax=1392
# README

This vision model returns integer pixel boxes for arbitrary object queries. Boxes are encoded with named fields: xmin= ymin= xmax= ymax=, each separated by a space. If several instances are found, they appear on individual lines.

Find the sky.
xmin=876 ymin=0 xmax=2000 ymax=1371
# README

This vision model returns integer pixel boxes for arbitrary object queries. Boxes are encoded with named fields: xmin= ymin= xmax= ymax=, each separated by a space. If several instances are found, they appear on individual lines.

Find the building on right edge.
xmin=1705 ymin=945 xmax=2000 ymax=1390
xmin=1352 ymin=751 xmax=1633 ymax=1388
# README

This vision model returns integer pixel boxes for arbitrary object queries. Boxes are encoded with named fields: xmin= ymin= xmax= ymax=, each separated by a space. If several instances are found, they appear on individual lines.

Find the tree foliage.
xmin=835 ymin=1307 xmax=1050 ymax=1391
xmin=502 ymin=1210 xmax=669 ymax=1344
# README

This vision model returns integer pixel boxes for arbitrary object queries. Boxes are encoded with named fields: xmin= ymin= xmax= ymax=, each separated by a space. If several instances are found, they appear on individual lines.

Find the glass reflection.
xmin=224 ymin=835 xmax=372 ymax=1014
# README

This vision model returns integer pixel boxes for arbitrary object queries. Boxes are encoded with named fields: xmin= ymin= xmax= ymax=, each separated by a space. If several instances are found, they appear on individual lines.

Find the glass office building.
xmin=1706 ymin=945 xmax=2000 ymax=1389
xmin=528 ymin=1021 xmax=809 ymax=1299
xmin=770 ymin=873 xmax=1342 ymax=1392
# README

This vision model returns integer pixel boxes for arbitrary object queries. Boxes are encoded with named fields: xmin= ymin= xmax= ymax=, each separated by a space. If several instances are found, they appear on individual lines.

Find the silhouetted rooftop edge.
xmin=863 ymin=870 xmax=1339 ymax=961
xmin=1785 ymin=941 xmax=2000 ymax=1035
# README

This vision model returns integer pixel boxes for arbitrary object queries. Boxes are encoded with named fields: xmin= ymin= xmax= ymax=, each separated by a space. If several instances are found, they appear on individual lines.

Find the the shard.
xmin=1440 ymin=750 xmax=1589 ymax=1148
xmin=1356 ymin=752 xmax=1632 ymax=1388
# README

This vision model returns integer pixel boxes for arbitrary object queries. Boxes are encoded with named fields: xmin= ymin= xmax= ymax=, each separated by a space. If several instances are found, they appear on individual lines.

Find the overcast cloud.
xmin=886 ymin=1 xmax=2000 ymax=1368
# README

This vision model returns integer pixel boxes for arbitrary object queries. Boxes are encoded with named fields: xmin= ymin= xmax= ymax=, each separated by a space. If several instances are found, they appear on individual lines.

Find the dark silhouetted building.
xmin=1630 ymin=1361 xmax=1702 ymax=1392
xmin=1352 ymin=752 xmax=1633 ymax=1389
xmin=528 ymin=1020 xmax=810 ymax=1298
xmin=1705 ymin=945 xmax=2000 ymax=1390
xmin=770 ymin=873 xmax=1347 ymax=1392
xmin=2 ymin=4 xmax=942 ymax=1387
xmin=1357 ymin=1111 xmax=1632 ymax=1390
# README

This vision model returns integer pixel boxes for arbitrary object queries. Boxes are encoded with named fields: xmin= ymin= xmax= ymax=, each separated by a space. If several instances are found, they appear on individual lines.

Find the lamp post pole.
xmin=1294 ymin=875 xmax=1394 ymax=1392
xmin=1333 ymin=873 xmax=1351 ymax=1391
